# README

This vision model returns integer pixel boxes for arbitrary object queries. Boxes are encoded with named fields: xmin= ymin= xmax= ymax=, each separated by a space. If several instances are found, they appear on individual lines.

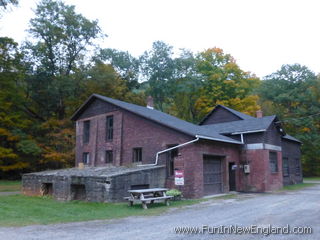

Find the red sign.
xmin=175 ymin=170 xmax=184 ymax=178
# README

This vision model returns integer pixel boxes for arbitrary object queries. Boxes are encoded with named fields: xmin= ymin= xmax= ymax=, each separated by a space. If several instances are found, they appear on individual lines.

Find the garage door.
xmin=203 ymin=155 xmax=223 ymax=195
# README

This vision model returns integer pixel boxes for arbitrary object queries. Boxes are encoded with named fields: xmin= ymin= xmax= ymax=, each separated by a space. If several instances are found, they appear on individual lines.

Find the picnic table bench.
xmin=124 ymin=188 xmax=173 ymax=209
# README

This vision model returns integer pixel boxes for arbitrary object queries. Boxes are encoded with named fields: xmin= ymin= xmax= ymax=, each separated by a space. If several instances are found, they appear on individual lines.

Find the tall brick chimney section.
xmin=147 ymin=96 xmax=154 ymax=109
xmin=256 ymin=110 xmax=263 ymax=118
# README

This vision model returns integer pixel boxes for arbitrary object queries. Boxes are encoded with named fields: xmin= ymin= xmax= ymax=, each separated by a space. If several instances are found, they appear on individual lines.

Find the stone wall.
xmin=22 ymin=166 xmax=166 ymax=202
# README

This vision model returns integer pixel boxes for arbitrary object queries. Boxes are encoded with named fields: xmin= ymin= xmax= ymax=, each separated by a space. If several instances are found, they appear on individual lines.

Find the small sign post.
xmin=174 ymin=170 xmax=184 ymax=186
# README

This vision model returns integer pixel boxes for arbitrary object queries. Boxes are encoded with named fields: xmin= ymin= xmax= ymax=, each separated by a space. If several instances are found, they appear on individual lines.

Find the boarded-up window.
xmin=83 ymin=152 xmax=90 ymax=165
xmin=133 ymin=148 xmax=142 ymax=162
xmin=83 ymin=120 xmax=90 ymax=143
xmin=167 ymin=144 xmax=178 ymax=176
xmin=282 ymin=157 xmax=289 ymax=176
xmin=269 ymin=151 xmax=278 ymax=173
xmin=106 ymin=116 xmax=113 ymax=141
xmin=295 ymin=158 xmax=301 ymax=175
xmin=106 ymin=150 xmax=113 ymax=164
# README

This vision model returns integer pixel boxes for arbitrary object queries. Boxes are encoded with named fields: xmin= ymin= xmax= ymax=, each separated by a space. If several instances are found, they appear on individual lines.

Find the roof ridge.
xmin=71 ymin=94 xmax=242 ymax=145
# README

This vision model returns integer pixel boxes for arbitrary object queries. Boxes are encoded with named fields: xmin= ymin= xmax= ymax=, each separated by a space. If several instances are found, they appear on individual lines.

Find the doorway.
xmin=228 ymin=163 xmax=236 ymax=191
xmin=203 ymin=155 xmax=223 ymax=195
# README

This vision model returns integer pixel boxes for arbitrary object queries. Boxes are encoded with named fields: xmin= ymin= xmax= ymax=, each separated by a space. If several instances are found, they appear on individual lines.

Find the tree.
xmin=23 ymin=0 xmax=103 ymax=120
xmin=194 ymin=48 xmax=260 ymax=119
xmin=97 ymin=48 xmax=140 ymax=90
xmin=0 ymin=0 xmax=17 ymax=9
xmin=140 ymin=41 xmax=176 ymax=111
xmin=0 ymin=0 xmax=18 ymax=16
xmin=0 ymin=37 xmax=41 ymax=177
xmin=168 ymin=50 xmax=202 ymax=122
xmin=258 ymin=64 xmax=320 ymax=176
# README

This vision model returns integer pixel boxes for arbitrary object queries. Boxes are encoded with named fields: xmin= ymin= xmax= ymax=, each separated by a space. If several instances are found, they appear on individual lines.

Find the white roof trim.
xmin=231 ymin=129 xmax=266 ymax=135
xmin=196 ymin=135 xmax=243 ymax=145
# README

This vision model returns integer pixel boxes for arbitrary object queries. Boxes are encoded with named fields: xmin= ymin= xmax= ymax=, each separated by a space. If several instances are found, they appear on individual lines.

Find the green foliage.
xmin=258 ymin=64 xmax=320 ymax=176
xmin=97 ymin=48 xmax=140 ymax=89
xmin=23 ymin=0 xmax=103 ymax=120
xmin=140 ymin=41 xmax=176 ymax=111
xmin=166 ymin=189 xmax=182 ymax=197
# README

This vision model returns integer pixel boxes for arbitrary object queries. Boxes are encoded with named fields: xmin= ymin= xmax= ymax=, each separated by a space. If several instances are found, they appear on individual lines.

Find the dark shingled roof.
xmin=199 ymin=104 xmax=255 ymax=124
xmin=200 ymin=115 xmax=277 ymax=134
xmin=71 ymin=94 xmax=242 ymax=145
xmin=282 ymin=134 xmax=302 ymax=144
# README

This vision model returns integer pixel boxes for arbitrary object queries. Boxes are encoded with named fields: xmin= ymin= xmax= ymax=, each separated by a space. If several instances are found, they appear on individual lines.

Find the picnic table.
xmin=124 ymin=188 xmax=173 ymax=209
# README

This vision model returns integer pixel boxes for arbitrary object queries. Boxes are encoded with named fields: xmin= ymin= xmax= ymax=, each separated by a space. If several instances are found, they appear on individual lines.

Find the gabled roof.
xmin=200 ymin=115 xmax=277 ymax=134
xmin=199 ymin=104 xmax=255 ymax=125
xmin=71 ymin=94 xmax=242 ymax=145
xmin=282 ymin=134 xmax=302 ymax=144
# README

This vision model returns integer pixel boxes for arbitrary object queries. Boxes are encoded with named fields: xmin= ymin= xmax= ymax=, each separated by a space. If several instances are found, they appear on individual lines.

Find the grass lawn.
xmin=281 ymin=183 xmax=316 ymax=191
xmin=0 ymin=180 xmax=21 ymax=192
xmin=0 ymin=194 xmax=227 ymax=227
xmin=304 ymin=177 xmax=320 ymax=181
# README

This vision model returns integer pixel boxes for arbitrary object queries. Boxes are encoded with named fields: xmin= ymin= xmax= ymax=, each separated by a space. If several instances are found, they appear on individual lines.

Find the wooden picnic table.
xmin=125 ymin=188 xmax=173 ymax=209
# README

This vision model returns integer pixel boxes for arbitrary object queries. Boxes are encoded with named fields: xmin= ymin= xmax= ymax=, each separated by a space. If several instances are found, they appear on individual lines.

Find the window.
xmin=83 ymin=152 xmax=90 ymax=165
xmin=106 ymin=116 xmax=114 ymax=141
xmin=83 ymin=120 xmax=90 ymax=143
xmin=282 ymin=157 xmax=289 ymax=176
xmin=133 ymin=148 xmax=142 ymax=162
xmin=106 ymin=150 xmax=113 ymax=164
xmin=269 ymin=151 xmax=278 ymax=173
xmin=167 ymin=144 xmax=178 ymax=176
xmin=295 ymin=158 xmax=301 ymax=175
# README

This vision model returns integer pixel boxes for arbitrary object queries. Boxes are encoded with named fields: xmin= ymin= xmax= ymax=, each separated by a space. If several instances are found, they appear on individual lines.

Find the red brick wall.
xmin=167 ymin=140 xmax=241 ymax=198
xmin=239 ymin=149 xmax=283 ymax=192
xmin=75 ymin=110 xmax=123 ymax=166
xmin=121 ymin=111 xmax=192 ymax=165
xmin=75 ymin=101 xmax=192 ymax=167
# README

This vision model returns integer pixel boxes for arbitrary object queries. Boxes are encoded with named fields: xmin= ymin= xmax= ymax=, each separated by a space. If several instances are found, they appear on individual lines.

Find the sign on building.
xmin=174 ymin=170 xmax=184 ymax=185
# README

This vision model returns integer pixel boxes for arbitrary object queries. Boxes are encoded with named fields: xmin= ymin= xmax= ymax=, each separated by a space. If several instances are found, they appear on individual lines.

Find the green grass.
xmin=0 ymin=194 xmax=211 ymax=226
xmin=0 ymin=180 xmax=21 ymax=192
xmin=281 ymin=183 xmax=316 ymax=191
xmin=304 ymin=177 xmax=320 ymax=181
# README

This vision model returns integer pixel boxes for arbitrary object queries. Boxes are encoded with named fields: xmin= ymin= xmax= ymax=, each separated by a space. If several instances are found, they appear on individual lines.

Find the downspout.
xmin=137 ymin=137 xmax=200 ymax=167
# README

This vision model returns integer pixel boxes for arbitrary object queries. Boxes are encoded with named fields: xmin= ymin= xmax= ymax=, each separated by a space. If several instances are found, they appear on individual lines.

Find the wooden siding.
xmin=201 ymin=107 xmax=242 ymax=125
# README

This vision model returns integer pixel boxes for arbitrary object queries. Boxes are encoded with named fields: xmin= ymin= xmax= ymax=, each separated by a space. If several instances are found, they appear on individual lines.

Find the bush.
xmin=166 ymin=189 xmax=182 ymax=197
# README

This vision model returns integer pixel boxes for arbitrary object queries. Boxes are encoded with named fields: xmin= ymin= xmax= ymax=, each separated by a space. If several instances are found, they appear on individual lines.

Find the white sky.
xmin=1 ymin=0 xmax=320 ymax=78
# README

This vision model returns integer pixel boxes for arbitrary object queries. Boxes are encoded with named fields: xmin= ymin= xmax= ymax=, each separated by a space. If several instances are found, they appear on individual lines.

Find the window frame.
xmin=132 ymin=148 xmax=142 ymax=163
xmin=106 ymin=115 xmax=114 ymax=141
xmin=282 ymin=157 xmax=289 ymax=177
xmin=82 ymin=152 xmax=90 ymax=165
xmin=83 ymin=120 xmax=90 ymax=144
xmin=105 ymin=150 xmax=113 ymax=164
xmin=269 ymin=151 xmax=278 ymax=173
xmin=166 ymin=144 xmax=179 ymax=176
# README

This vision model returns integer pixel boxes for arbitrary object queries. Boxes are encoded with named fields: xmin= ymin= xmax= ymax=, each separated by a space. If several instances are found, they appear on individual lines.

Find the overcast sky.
xmin=1 ymin=0 xmax=319 ymax=78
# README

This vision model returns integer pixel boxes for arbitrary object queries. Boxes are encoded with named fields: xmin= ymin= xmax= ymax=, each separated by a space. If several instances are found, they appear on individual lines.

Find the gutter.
xmin=137 ymin=137 xmax=200 ymax=167
xmin=138 ymin=133 xmax=243 ymax=167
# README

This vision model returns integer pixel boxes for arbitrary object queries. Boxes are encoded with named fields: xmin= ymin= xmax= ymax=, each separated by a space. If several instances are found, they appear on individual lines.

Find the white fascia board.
xmin=245 ymin=143 xmax=282 ymax=151
xmin=231 ymin=129 xmax=266 ymax=135
xmin=195 ymin=135 xmax=243 ymax=145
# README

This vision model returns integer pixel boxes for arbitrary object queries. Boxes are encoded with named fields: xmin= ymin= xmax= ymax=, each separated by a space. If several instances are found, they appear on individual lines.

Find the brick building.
xmin=23 ymin=94 xmax=302 ymax=201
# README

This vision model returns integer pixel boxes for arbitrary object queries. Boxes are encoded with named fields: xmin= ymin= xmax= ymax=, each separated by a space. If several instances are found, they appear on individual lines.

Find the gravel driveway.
xmin=1 ymin=184 xmax=319 ymax=240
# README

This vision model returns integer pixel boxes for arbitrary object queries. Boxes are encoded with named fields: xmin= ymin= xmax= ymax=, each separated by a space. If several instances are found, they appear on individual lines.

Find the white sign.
xmin=174 ymin=170 xmax=184 ymax=186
